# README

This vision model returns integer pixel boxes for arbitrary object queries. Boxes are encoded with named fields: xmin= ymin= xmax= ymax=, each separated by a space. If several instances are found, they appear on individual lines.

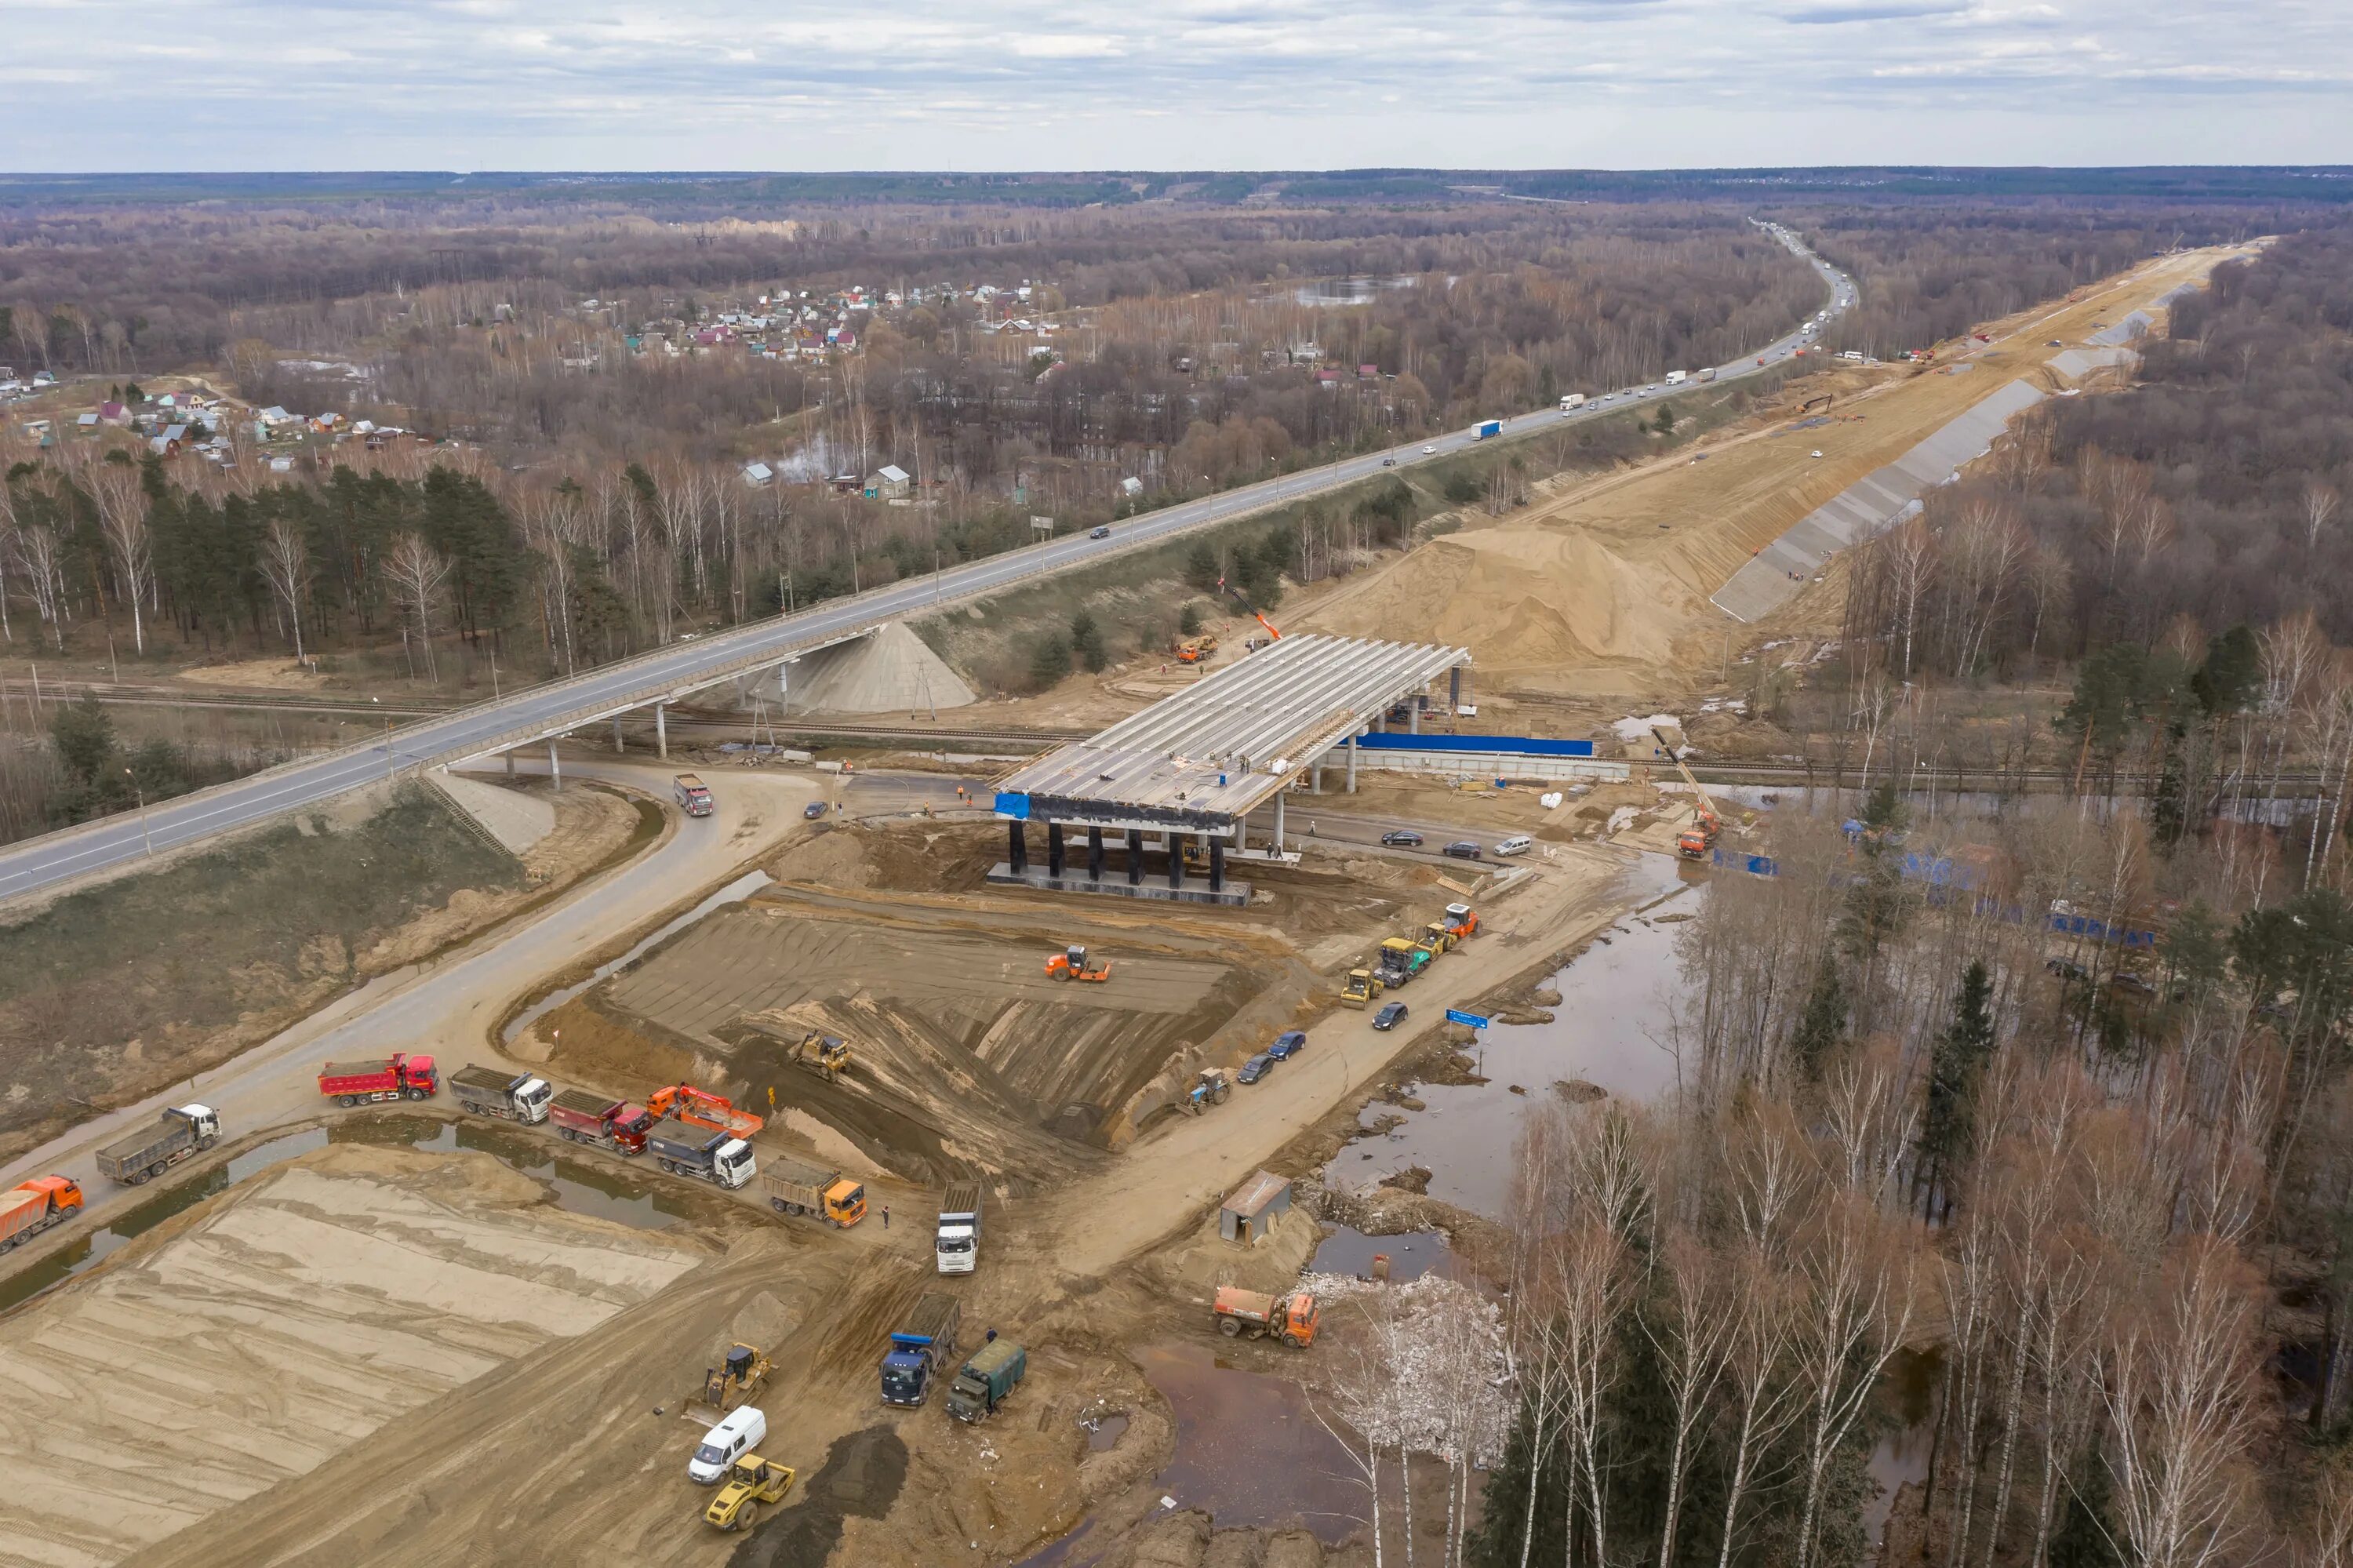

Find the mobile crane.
xmin=1649 ymin=726 xmax=1722 ymax=860
xmin=1217 ymin=574 xmax=1282 ymax=647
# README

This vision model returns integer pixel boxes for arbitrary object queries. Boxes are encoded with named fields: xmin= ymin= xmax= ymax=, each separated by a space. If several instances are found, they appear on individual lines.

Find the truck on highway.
xmin=96 ymin=1104 xmax=220 ymax=1185
xmin=673 ymin=773 xmax=715 ymax=817
xmin=646 ymin=1119 xmax=758 ymax=1189
xmin=762 ymin=1157 xmax=866 ymax=1227
xmin=449 ymin=1065 xmax=553 ymax=1123
xmin=1474 ymin=418 xmax=1503 ymax=440
xmin=1664 ymin=369 xmax=1688 ymax=387
xmin=2 ymin=1175 xmax=83 ymax=1252
xmin=1558 ymin=392 xmax=1587 ymax=411
xmin=318 ymin=1053 xmax=438 ymax=1107
xmin=1698 ymin=367 xmax=1718 ymax=383
xmin=881 ymin=1293 xmax=962 ymax=1406
xmin=936 ymin=1181 xmax=982 ymax=1275
xmin=547 ymin=1089 xmax=654 ymax=1154
xmin=947 ymin=1338 xmax=1027 ymax=1424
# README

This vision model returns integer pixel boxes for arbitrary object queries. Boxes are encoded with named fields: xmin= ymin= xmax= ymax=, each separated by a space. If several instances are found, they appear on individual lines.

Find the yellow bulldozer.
xmin=703 ymin=1343 xmax=773 ymax=1412
xmin=704 ymin=1454 xmax=796 ymax=1532
xmin=791 ymin=1031 xmax=853 ymax=1082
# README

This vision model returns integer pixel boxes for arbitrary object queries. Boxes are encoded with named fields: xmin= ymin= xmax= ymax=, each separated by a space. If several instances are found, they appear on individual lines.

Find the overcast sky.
xmin=5 ymin=0 xmax=2347 ymax=171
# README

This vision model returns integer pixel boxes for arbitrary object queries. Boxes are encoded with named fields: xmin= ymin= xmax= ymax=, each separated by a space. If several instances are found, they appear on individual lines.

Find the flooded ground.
xmin=0 ymin=1111 xmax=686 ymax=1315
xmin=1310 ymin=1224 xmax=1454 ymax=1282
xmin=1326 ymin=858 xmax=1691 ymax=1220
xmin=1864 ymin=1347 xmax=1943 ymax=1558
xmin=1136 ymin=1341 xmax=1366 ymax=1537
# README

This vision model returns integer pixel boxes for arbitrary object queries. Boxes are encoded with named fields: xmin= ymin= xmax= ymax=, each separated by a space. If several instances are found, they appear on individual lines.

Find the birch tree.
xmin=382 ymin=531 xmax=453 ymax=682
xmin=257 ymin=515 xmax=311 ymax=661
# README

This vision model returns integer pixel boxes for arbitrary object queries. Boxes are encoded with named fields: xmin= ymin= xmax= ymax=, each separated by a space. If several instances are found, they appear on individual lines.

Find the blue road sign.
xmin=1445 ymin=1008 xmax=1490 ymax=1030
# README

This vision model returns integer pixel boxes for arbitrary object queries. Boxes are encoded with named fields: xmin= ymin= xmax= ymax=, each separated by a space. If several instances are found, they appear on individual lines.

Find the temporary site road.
xmin=0 ymin=230 xmax=1851 ymax=907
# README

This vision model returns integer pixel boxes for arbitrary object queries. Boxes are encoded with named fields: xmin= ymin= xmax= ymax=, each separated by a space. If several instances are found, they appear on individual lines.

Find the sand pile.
xmin=768 ymin=621 xmax=976 ymax=715
xmin=1306 ymin=529 xmax=1687 ymax=670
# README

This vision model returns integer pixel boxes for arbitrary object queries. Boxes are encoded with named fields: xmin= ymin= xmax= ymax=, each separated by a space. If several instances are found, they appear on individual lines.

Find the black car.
xmin=1380 ymin=829 xmax=1424 ymax=848
xmin=1089 ymin=525 xmax=1111 ymax=540
xmin=1268 ymin=1031 xmax=1307 ymax=1060
xmin=1373 ymin=1002 xmax=1409 ymax=1031
xmin=1236 ymin=1052 xmax=1276 ymax=1084
xmin=1442 ymin=841 xmax=1483 ymax=860
xmin=803 ymin=800 xmax=829 ymax=820
xmin=2044 ymin=956 xmax=2087 ymax=982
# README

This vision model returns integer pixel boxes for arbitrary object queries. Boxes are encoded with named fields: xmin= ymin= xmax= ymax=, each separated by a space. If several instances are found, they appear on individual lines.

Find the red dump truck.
xmin=1 ymin=1176 xmax=84 ymax=1253
xmin=547 ymin=1089 xmax=654 ymax=1155
xmin=318 ymin=1053 xmax=438 ymax=1107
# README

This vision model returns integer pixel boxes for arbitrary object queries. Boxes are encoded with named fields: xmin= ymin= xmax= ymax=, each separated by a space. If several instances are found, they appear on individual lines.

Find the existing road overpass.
xmin=0 ymin=227 xmax=1853 ymax=906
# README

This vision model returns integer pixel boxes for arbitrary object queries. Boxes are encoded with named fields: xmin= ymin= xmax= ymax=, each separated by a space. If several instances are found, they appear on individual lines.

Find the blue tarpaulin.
xmin=1352 ymin=733 xmax=1597 ymax=759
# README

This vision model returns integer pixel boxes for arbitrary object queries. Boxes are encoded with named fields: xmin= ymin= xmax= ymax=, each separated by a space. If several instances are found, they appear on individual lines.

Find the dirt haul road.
xmin=0 ymin=756 xmax=834 ymax=1246
xmin=1298 ymin=243 xmax=2250 ymax=698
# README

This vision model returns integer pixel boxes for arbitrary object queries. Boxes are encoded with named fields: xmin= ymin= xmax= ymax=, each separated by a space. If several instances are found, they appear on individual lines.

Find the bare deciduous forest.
xmin=1461 ymin=226 xmax=2353 ymax=1566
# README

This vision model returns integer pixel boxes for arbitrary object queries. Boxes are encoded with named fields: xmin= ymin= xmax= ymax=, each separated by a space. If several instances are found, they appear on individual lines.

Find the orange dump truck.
xmin=1211 ymin=1286 xmax=1320 ymax=1348
xmin=1 ymin=1176 xmax=83 ymax=1253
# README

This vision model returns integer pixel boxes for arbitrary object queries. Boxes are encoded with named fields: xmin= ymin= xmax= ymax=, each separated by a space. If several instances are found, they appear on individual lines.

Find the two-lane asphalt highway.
xmin=0 ymin=225 xmax=1853 ymax=905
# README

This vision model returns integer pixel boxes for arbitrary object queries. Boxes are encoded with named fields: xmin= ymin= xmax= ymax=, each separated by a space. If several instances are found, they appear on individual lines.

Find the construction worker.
xmin=882 ymin=1205 xmax=889 ymax=1230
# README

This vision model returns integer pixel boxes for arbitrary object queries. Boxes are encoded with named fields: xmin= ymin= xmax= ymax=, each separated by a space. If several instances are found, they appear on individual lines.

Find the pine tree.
xmin=1788 ymin=958 xmax=1847 ymax=1082
xmin=1916 ymin=959 xmax=1996 ymax=1219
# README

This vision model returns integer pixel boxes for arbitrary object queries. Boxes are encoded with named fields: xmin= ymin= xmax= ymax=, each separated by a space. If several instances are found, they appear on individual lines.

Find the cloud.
xmin=1780 ymin=2 xmax=1966 ymax=23
xmin=0 ymin=0 xmax=2344 ymax=168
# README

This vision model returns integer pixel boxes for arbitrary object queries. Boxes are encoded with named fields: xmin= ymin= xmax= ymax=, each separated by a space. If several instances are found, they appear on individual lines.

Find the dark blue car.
xmin=1267 ymin=1031 xmax=1307 ymax=1060
xmin=1237 ymin=1052 xmax=1276 ymax=1084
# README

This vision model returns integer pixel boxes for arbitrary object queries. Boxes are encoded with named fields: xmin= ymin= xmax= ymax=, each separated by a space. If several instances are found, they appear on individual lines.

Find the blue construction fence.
xmin=1707 ymin=846 xmax=2158 ymax=947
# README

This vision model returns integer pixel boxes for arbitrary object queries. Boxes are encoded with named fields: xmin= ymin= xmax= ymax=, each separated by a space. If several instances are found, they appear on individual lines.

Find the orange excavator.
xmin=1045 ymin=944 xmax=1112 ymax=983
xmin=1650 ymin=726 xmax=1722 ymax=860
xmin=646 ymin=1082 xmax=765 ymax=1139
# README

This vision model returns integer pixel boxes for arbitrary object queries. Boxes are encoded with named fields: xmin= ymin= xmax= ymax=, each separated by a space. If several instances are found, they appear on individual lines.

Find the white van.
xmin=1493 ymin=835 xmax=1533 ymax=857
xmin=689 ymin=1405 xmax=768 ymax=1484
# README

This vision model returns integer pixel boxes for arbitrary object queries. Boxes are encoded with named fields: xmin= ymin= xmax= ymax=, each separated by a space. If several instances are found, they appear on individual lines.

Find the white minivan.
xmin=1493 ymin=835 xmax=1533 ymax=857
xmin=689 ymin=1405 xmax=768 ymax=1484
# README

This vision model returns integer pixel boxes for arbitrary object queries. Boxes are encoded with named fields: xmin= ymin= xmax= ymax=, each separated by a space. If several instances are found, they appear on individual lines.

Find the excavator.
xmin=1045 ymin=944 xmax=1112 ymax=983
xmin=1649 ymin=726 xmax=1722 ymax=860
xmin=791 ymin=1031 xmax=853 ymax=1082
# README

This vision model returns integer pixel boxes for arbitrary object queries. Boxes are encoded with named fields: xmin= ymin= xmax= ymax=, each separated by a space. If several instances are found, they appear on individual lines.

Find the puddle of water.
xmin=1084 ymin=1413 xmax=1129 ymax=1452
xmin=1329 ymin=858 xmax=1692 ymax=1221
xmin=1864 ymin=1346 xmax=1943 ymax=1557
xmin=1136 ymin=1341 xmax=1365 ymax=1539
xmin=502 ymin=869 xmax=771 ymax=1044
xmin=0 ymin=1113 xmax=689 ymax=1319
xmin=1016 ymin=1519 xmax=1101 ymax=1568
xmin=331 ymin=1115 xmax=692 ymax=1230
xmin=0 ymin=1127 xmax=330 ymax=1315
xmin=1310 ymin=1224 xmax=1453 ymax=1283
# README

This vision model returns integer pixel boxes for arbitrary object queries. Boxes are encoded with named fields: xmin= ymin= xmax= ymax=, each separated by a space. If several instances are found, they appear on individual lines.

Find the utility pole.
xmin=125 ymin=768 xmax=153 ymax=857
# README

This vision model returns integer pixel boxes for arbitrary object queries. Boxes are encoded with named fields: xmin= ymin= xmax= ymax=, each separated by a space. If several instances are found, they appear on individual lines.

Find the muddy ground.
xmin=533 ymin=820 xmax=1455 ymax=1192
xmin=0 ymin=779 xmax=649 ymax=1165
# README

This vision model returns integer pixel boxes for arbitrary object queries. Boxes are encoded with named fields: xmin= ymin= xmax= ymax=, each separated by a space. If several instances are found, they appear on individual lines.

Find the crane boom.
xmin=1217 ymin=574 xmax=1282 ymax=642
xmin=1650 ymin=726 xmax=1722 ymax=857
